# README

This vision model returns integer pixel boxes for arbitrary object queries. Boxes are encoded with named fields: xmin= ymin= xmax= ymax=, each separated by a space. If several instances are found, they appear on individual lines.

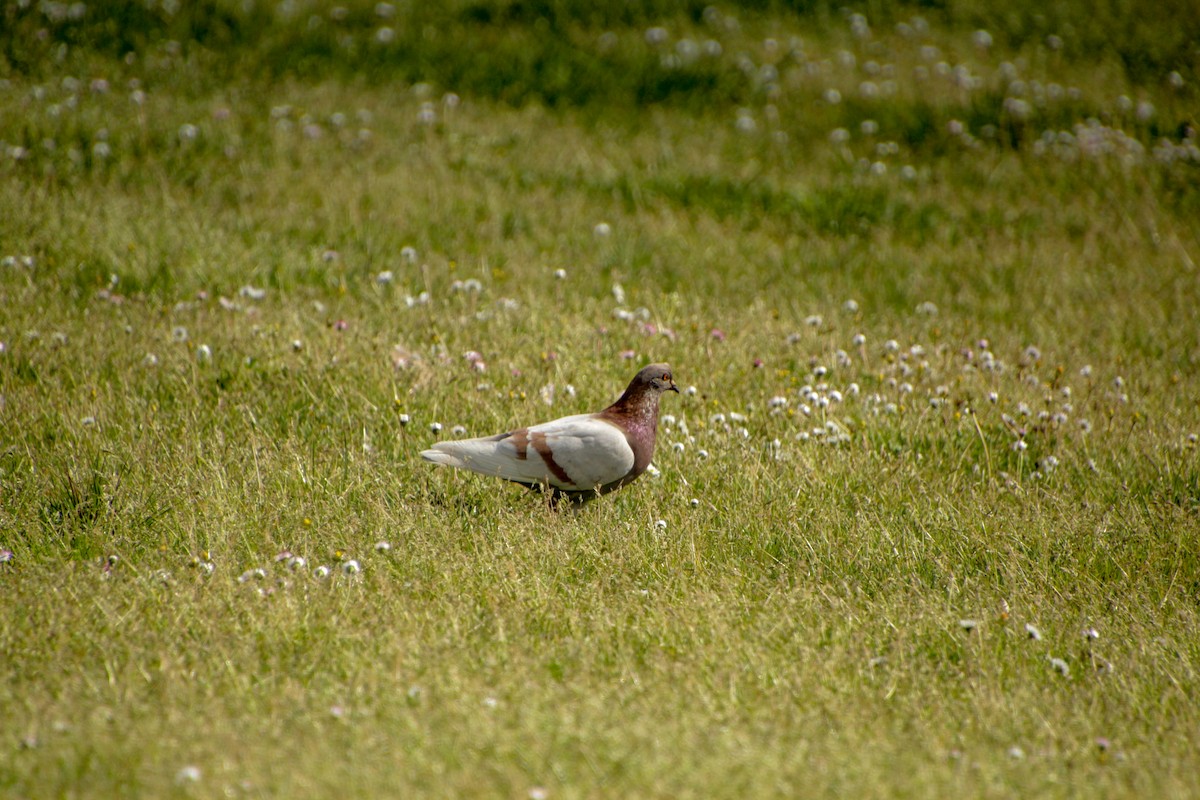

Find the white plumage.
xmin=421 ymin=414 xmax=635 ymax=492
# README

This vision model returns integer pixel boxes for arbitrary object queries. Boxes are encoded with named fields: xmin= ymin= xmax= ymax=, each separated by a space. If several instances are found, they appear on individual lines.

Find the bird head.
xmin=639 ymin=363 xmax=679 ymax=394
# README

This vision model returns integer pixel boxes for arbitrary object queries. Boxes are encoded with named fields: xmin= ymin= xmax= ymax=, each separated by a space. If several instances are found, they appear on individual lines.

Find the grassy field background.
xmin=2 ymin=1 xmax=1199 ymax=796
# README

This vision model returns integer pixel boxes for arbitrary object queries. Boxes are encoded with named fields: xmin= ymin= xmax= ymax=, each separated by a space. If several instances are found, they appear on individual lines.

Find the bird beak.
xmin=669 ymin=380 xmax=680 ymax=393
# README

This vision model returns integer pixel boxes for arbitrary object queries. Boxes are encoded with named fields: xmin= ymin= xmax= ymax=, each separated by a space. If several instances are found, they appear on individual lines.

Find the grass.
xmin=2 ymin=1 xmax=1200 ymax=797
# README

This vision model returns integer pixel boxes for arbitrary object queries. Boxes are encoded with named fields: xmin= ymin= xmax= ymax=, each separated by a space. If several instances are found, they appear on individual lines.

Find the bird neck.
xmin=606 ymin=390 xmax=659 ymax=423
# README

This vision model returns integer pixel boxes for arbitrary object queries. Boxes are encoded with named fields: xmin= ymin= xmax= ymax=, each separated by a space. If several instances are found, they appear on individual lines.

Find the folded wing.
xmin=420 ymin=413 xmax=635 ymax=492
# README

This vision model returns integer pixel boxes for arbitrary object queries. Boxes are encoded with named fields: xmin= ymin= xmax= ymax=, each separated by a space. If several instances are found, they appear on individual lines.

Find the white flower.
xmin=375 ymin=541 xmax=392 ymax=553
xmin=653 ymin=519 xmax=668 ymax=530
xmin=553 ymin=268 xmax=567 ymax=280
xmin=196 ymin=344 xmax=212 ymax=362
xmin=1025 ymin=623 xmax=1042 ymax=640
xmin=175 ymin=765 xmax=202 ymax=785
xmin=342 ymin=560 xmax=361 ymax=575
xmin=593 ymin=222 xmax=611 ymax=237
xmin=313 ymin=565 xmax=330 ymax=578
xmin=689 ymin=498 xmax=700 ymax=508
xmin=430 ymin=422 xmax=443 ymax=433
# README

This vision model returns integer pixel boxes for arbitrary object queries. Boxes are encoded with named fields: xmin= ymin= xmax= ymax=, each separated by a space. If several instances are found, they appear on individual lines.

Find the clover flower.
xmin=175 ymin=766 xmax=202 ymax=785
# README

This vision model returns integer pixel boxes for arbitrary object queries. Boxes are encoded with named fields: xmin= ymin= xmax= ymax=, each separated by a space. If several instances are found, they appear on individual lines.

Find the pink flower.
xmin=333 ymin=319 xmax=349 ymax=331
xmin=753 ymin=358 xmax=764 ymax=368
xmin=710 ymin=328 xmax=726 ymax=342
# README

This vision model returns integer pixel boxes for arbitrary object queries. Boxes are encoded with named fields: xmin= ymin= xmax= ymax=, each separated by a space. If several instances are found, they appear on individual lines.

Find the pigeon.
xmin=421 ymin=363 xmax=679 ymax=504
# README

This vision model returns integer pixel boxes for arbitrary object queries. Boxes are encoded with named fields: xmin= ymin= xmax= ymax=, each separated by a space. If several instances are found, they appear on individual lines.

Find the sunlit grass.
xmin=2 ymin=2 xmax=1199 ymax=797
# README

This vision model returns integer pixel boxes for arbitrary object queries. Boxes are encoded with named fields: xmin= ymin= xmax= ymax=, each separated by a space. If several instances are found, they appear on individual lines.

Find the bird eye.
xmin=662 ymin=373 xmax=671 ymax=381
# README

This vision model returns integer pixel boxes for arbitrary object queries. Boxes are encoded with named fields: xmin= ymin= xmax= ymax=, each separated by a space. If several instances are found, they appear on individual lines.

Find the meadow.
xmin=1 ymin=1 xmax=1199 ymax=796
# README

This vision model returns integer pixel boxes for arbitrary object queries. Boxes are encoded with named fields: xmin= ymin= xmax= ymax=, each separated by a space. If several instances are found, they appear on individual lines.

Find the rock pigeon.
xmin=421 ymin=363 xmax=679 ymax=504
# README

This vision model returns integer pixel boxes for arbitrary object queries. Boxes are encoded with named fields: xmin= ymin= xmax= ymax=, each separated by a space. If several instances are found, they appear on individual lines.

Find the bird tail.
xmin=420 ymin=446 xmax=468 ymax=468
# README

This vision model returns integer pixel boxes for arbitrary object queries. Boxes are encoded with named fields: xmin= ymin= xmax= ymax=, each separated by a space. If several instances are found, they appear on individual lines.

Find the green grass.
xmin=2 ymin=1 xmax=1200 ymax=797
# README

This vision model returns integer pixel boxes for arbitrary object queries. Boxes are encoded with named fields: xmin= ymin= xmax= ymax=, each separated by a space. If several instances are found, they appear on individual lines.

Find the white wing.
xmin=420 ymin=413 xmax=634 ymax=491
